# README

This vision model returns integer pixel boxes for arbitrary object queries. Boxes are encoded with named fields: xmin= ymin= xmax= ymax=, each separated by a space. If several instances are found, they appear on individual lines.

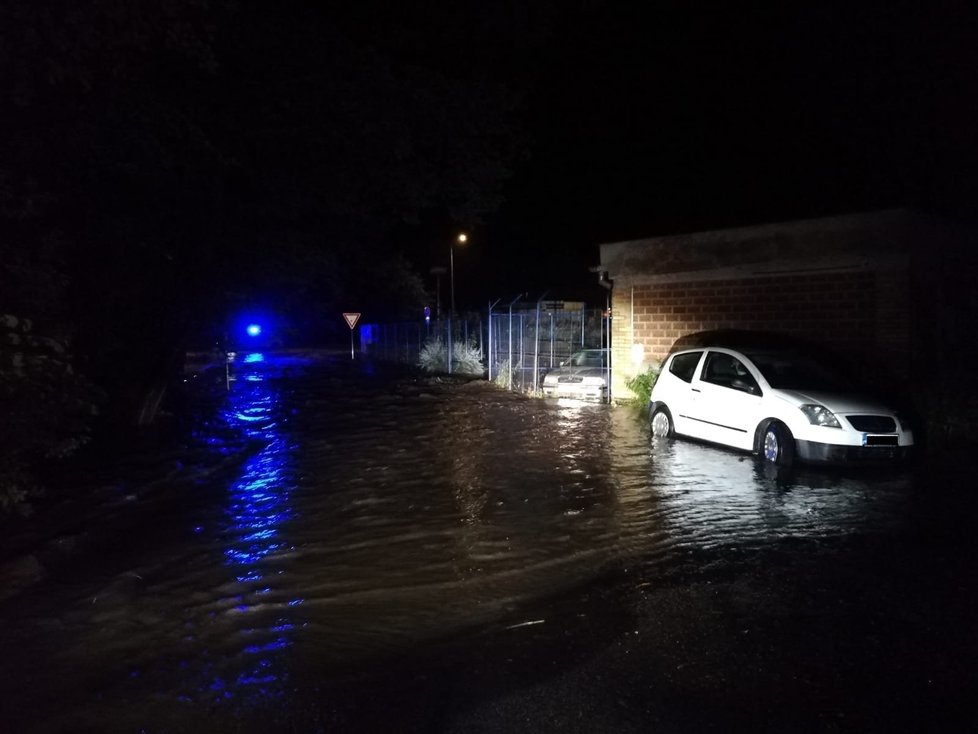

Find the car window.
xmin=701 ymin=351 xmax=761 ymax=395
xmin=745 ymin=351 xmax=850 ymax=391
xmin=570 ymin=350 xmax=606 ymax=368
xmin=668 ymin=351 xmax=702 ymax=383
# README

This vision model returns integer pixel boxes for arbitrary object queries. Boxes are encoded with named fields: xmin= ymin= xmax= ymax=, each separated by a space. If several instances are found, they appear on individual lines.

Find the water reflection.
xmin=0 ymin=355 xmax=926 ymax=731
xmin=211 ymin=352 xmax=301 ymax=704
xmin=646 ymin=432 xmax=913 ymax=550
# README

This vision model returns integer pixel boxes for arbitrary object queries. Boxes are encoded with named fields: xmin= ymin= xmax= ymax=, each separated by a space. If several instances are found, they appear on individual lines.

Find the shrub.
xmin=0 ymin=314 xmax=102 ymax=514
xmin=625 ymin=364 xmax=660 ymax=407
xmin=420 ymin=337 xmax=484 ymax=376
xmin=452 ymin=340 xmax=484 ymax=376
xmin=493 ymin=359 xmax=511 ymax=388
xmin=418 ymin=337 xmax=449 ymax=373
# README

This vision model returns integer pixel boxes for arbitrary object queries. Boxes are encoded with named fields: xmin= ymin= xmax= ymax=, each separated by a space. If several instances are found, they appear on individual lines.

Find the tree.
xmin=1 ymin=1 xmax=528 ymax=429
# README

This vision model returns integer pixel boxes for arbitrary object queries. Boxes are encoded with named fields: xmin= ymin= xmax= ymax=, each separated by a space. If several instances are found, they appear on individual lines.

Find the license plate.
xmin=862 ymin=434 xmax=898 ymax=447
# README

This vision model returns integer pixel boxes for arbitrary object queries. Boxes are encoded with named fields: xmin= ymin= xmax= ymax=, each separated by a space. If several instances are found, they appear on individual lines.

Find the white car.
xmin=541 ymin=348 xmax=609 ymax=400
xmin=648 ymin=333 xmax=914 ymax=464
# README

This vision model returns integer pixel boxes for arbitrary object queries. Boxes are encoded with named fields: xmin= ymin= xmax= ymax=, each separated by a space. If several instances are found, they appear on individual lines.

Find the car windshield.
xmin=745 ymin=350 xmax=854 ymax=392
xmin=568 ymin=350 xmax=607 ymax=368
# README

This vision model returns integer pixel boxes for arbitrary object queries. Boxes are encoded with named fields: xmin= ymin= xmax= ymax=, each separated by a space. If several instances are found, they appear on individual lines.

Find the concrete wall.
xmin=601 ymin=210 xmax=917 ymax=402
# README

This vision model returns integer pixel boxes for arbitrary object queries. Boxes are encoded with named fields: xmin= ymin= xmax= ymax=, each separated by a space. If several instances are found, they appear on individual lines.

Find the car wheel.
xmin=650 ymin=406 xmax=675 ymax=438
xmin=762 ymin=421 xmax=795 ymax=466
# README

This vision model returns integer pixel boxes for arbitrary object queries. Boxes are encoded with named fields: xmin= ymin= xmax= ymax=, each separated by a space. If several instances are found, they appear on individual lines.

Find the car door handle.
xmin=691 ymin=388 xmax=701 ymax=393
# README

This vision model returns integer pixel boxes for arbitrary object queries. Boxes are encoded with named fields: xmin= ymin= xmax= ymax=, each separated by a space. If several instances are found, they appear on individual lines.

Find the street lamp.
xmin=448 ymin=232 xmax=467 ymax=376
xmin=450 ymin=232 xmax=467 ymax=316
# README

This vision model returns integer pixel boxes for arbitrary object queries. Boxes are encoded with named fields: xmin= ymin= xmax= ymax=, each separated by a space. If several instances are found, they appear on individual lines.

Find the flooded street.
xmin=1 ymin=351 xmax=975 ymax=733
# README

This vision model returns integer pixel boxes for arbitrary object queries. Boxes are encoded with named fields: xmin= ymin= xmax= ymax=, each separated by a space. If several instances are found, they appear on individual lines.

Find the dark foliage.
xmin=0 ymin=0 xmax=527 ymax=430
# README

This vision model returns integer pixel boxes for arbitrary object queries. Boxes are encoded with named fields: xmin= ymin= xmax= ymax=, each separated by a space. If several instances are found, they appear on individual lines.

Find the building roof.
xmin=599 ymin=209 xmax=923 ymax=283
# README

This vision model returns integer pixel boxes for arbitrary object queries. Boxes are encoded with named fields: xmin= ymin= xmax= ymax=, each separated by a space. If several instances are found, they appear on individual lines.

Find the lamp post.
xmin=450 ymin=232 xmax=467 ymax=316
xmin=448 ymin=233 xmax=467 ymax=376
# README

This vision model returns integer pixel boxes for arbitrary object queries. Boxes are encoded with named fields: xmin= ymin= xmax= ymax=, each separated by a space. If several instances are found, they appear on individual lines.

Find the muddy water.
xmin=0 ymin=351 xmax=916 ymax=731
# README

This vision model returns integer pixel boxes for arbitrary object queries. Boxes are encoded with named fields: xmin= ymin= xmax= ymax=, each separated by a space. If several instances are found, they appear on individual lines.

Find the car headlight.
xmin=799 ymin=403 xmax=841 ymax=428
xmin=582 ymin=376 xmax=606 ymax=386
xmin=543 ymin=374 xmax=558 ymax=385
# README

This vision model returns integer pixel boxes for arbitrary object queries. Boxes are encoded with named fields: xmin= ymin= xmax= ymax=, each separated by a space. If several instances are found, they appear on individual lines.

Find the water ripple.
xmin=0 ymin=351 xmax=915 ymax=729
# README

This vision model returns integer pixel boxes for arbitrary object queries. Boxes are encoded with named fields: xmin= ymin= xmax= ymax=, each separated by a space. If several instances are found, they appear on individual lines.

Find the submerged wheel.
xmin=650 ymin=406 xmax=675 ymax=438
xmin=762 ymin=421 xmax=795 ymax=466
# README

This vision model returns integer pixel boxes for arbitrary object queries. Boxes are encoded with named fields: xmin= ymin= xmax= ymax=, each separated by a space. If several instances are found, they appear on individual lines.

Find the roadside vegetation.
xmin=492 ymin=359 xmax=520 ymax=389
xmin=0 ymin=315 xmax=103 ymax=514
xmin=625 ymin=365 xmax=661 ymax=413
xmin=418 ymin=338 xmax=484 ymax=377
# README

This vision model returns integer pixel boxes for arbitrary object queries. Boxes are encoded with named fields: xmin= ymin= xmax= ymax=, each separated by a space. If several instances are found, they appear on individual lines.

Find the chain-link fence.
xmin=360 ymin=300 xmax=610 ymax=395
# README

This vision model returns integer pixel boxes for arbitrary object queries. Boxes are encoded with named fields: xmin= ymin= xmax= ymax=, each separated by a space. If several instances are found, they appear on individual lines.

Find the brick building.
xmin=598 ymin=209 xmax=942 ymax=402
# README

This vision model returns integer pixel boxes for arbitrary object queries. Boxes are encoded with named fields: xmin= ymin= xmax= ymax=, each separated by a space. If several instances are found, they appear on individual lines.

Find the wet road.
xmin=0 ymin=351 xmax=974 ymax=732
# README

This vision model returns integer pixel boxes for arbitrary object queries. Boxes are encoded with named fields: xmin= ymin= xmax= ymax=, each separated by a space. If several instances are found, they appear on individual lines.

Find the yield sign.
xmin=343 ymin=312 xmax=361 ymax=329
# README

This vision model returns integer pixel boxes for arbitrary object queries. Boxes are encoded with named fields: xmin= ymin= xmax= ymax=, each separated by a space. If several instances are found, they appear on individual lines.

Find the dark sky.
xmin=5 ymin=1 xmax=975 ymax=319
xmin=435 ymin=1 xmax=978 ymax=307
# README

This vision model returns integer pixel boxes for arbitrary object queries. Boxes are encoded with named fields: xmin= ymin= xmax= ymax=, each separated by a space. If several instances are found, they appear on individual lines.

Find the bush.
xmin=625 ymin=364 xmax=660 ymax=407
xmin=0 ymin=314 xmax=102 ymax=514
xmin=452 ymin=340 xmax=484 ymax=376
xmin=419 ymin=337 xmax=483 ymax=376
xmin=419 ymin=337 xmax=448 ymax=373
xmin=493 ymin=359 xmax=512 ymax=388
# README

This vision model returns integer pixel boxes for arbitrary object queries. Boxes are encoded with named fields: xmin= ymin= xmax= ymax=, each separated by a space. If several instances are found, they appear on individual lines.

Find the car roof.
xmin=666 ymin=330 xmax=824 ymax=356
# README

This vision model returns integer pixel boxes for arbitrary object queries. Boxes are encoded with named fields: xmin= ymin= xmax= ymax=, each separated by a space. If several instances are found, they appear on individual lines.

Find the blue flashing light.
xmin=246 ymin=323 xmax=262 ymax=337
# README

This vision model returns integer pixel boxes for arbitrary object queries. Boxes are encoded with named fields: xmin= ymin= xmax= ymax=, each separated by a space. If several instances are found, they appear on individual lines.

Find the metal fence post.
xmin=604 ymin=294 xmax=612 ymax=403
xmin=487 ymin=308 xmax=493 ymax=381
xmin=506 ymin=294 xmax=522 ymax=391
xmin=447 ymin=317 xmax=453 ymax=374
xmin=533 ymin=292 xmax=548 ymax=392
xmin=487 ymin=299 xmax=500 ymax=381
xmin=550 ymin=311 xmax=554 ymax=369
xmin=533 ymin=302 xmax=540 ymax=391
xmin=519 ymin=313 xmax=525 ymax=392
xmin=508 ymin=303 xmax=513 ymax=390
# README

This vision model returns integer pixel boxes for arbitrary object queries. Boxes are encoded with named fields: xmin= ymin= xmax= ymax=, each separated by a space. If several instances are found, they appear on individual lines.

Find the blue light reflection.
xmin=208 ymin=353 xmax=304 ymax=705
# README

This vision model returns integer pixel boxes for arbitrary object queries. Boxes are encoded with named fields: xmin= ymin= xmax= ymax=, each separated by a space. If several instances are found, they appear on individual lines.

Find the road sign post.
xmin=343 ymin=312 xmax=361 ymax=359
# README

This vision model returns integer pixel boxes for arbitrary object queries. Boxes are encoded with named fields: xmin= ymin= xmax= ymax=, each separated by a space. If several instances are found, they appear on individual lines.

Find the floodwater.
xmin=0 ymin=351 xmax=968 ymax=732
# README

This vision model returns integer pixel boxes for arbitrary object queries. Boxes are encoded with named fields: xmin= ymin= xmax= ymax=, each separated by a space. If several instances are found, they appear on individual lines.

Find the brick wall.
xmin=611 ymin=269 xmax=909 ymax=400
